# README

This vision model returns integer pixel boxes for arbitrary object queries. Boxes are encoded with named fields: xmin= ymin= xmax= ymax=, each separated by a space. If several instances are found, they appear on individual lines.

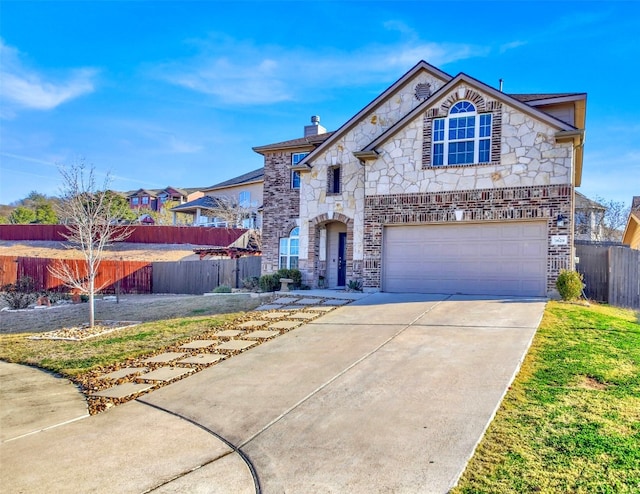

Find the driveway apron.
xmin=142 ymin=293 xmax=546 ymax=493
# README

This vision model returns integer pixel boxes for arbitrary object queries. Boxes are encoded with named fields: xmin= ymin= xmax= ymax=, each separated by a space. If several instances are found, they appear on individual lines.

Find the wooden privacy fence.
xmin=575 ymin=242 xmax=640 ymax=309
xmin=153 ymin=256 xmax=262 ymax=295
xmin=0 ymin=257 xmax=152 ymax=294
xmin=0 ymin=224 xmax=247 ymax=246
xmin=0 ymin=256 xmax=262 ymax=295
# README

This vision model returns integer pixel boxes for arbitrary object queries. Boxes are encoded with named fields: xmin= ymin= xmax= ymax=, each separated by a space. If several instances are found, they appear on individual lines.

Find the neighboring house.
xmin=622 ymin=196 xmax=640 ymax=249
xmin=127 ymin=187 xmax=203 ymax=212
xmin=574 ymin=191 xmax=605 ymax=241
xmin=254 ymin=60 xmax=587 ymax=297
xmin=170 ymin=168 xmax=264 ymax=228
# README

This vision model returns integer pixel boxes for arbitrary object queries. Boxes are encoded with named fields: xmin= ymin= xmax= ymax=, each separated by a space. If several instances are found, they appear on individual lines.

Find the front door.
xmin=337 ymin=232 xmax=347 ymax=287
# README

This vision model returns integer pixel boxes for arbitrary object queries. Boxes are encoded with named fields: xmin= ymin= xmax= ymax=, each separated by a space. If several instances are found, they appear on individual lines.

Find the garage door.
xmin=382 ymin=222 xmax=547 ymax=296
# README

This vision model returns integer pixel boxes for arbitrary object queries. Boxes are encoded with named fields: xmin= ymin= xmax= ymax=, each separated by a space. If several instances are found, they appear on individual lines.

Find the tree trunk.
xmin=89 ymin=277 xmax=95 ymax=328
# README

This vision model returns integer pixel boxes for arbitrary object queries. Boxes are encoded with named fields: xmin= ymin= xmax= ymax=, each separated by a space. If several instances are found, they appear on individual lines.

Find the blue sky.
xmin=1 ymin=1 xmax=638 ymax=206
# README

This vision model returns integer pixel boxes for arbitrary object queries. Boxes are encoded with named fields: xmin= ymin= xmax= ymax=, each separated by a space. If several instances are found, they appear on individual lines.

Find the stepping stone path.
xmin=244 ymin=330 xmax=280 ymax=340
xmin=88 ymin=294 xmax=356 ymax=408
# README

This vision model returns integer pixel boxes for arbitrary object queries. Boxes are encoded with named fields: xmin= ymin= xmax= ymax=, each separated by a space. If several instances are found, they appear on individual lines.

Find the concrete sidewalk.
xmin=1 ymin=292 xmax=546 ymax=493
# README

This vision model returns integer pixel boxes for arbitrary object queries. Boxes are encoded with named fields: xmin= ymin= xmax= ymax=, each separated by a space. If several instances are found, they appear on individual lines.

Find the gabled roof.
xmin=509 ymin=93 xmax=586 ymax=104
xmin=203 ymin=167 xmax=264 ymax=192
xmin=575 ymin=191 xmax=606 ymax=211
xmin=622 ymin=210 xmax=640 ymax=249
xmin=127 ymin=188 xmax=158 ymax=198
xmin=158 ymin=186 xmax=189 ymax=197
xmin=170 ymin=195 xmax=224 ymax=212
xmin=253 ymin=133 xmax=334 ymax=154
xmin=354 ymin=71 xmax=585 ymax=185
xmin=296 ymin=60 xmax=453 ymax=168
xmin=361 ymin=72 xmax=578 ymax=153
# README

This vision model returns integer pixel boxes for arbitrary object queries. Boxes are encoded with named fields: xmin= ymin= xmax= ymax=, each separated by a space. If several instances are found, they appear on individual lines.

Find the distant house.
xmin=574 ymin=191 xmax=605 ymax=241
xmin=622 ymin=196 xmax=640 ymax=249
xmin=127 ymin=187 xmax=203 ymax=212
xmin=170 ymin=168 xmax=264 ymax=228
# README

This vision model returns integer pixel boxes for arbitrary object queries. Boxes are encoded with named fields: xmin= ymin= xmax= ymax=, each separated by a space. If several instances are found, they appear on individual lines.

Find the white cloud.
xmin=151 ymin=31 xmax=492 ymax=106
xmin=0 ymin=39 xmax=97 ymax=116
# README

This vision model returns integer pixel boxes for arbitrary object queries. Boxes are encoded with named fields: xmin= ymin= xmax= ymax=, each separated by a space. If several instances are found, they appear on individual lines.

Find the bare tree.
xmin=595 ymin=196 xmax=631 ymax=242
xmin=49 ymin=161 xmax=132 ymax=327
xmin=207 ymin=195 xmax=261 ymax=249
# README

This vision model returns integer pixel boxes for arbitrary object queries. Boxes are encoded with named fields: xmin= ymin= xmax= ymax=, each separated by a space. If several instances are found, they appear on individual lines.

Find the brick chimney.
xmin=304 ymin=115 xmax=326 ymax=137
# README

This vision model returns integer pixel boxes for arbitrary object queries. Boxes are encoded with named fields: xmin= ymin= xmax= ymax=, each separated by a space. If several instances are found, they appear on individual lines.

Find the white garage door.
xmin=382 ymin=222 xmax=547 ymax=296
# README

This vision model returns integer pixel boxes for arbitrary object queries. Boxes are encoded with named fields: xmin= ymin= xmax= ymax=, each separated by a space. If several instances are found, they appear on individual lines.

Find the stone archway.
xmin=307 ymin=213 xmax=353 ymax=288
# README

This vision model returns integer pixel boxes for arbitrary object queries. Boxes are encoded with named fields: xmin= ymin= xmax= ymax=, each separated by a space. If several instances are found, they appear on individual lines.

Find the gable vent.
xmin=415 ymin=83 xmax=432 ymax=101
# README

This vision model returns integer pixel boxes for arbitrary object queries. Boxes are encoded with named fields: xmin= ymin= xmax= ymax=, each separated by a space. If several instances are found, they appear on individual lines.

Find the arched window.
xmin=432 ymin=101 xmax=491 ymax=166
xmin=279 ymin=227 xmax=299 ymax=269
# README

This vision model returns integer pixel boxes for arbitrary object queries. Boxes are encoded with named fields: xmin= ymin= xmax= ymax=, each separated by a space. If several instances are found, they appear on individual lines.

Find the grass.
xmin=0 ymin=313 xmax=239 ymax=377
xmin=452 ymin=301 xmax=640 ymax=494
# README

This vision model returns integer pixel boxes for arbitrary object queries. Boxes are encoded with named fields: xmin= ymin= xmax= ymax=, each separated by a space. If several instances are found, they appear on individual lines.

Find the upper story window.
xmin=292 ymin=152 xmax=308 ymax=166
xmin=131 ymin=197 xmax=139 ymax=206
xmin=328 ymin=166 xmax=341 ymax=194
xmin=291 ymin=170 xmax=301 ymax=189
xmin=239 ymin=191 xmax=250 ymax=207
xmin=141 ymin=196 xmax=149 ymax=205
xmin=432 ymin=101 xmax=491 ymax=166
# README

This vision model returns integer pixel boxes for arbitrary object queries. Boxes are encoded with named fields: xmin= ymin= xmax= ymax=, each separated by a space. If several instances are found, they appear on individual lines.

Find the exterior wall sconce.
xmin=557 ymin=214 xmax=568 ymax=227
xmin=454 ymin=210 xmax=464 ymax=221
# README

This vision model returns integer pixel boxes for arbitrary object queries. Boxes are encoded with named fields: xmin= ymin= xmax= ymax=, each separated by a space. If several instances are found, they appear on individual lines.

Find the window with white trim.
xmin=239 ymin=191 xmax=250 ymax=207
xmin=291 ymin=153 xmax=308 ymax=190
xmin=279 ymin=227 xmax=299 ymax=269
xmin=292 ymin=153 xmax=308 ymax=165
xmin=432 ymin=101 xmax=491 ymax=166
xmin=291 ymin=170 xmax=301 ymax=189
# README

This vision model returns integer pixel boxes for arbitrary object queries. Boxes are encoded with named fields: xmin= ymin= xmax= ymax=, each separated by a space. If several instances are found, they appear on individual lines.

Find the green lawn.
xmin=0 ymin=313 xmax=239 ymax=376
xmin=452 ymin=301 xmax=640 ymax=493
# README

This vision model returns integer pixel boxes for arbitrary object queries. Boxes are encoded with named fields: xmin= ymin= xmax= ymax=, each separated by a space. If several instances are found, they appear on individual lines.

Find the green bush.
xmin=276 ymin=268 xmax=302 ymax=288
xmin=556 ymin=270 xmax=584 ymax=301
xmin=347 ymin=279 xmax=363 ymax=292
xmin=259 ymin=274 xmax=280 ymax=292
xmin=213 ymin=285 xmax=232 ymax=293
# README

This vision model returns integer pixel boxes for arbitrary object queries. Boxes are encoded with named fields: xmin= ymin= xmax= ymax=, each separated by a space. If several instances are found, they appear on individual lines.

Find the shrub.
xmin=1 ymin=276 xmax=37 ymax=309
xmin=347 ymin=279 xmax=363 ymax=292
xmin=276 ymin=268 xmax=302 ymax=288
xmin=212 ymin=285 xmax=232 ymax=293
xmin=242 ymin=276 xmax=260 ymax=291
xmin=259 ymin=274 xmax=281 ymax=292
xmin=556 ymin=270 xmax=584 ymax=301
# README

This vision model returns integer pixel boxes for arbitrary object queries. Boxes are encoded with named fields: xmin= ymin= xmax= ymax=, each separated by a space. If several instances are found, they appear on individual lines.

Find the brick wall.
xmin=261 ymin=151 xmax=302 ymax=273
xmin=363 ymin=184 xmax=572 ymax=294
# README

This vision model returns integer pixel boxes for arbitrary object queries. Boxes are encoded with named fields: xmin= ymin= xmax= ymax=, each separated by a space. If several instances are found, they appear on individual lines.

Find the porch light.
xmin=557 ymin=214 xmax=568 ymax=227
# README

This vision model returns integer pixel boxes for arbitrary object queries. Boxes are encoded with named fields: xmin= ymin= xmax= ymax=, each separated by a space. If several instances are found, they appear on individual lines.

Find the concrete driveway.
xmin=1 ymin=293 xmax=545 ymax=493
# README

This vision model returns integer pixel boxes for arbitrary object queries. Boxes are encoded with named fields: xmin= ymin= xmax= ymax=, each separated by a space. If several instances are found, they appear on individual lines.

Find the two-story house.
xmin=170 ymin=167 xmax=264 ymax=228
xmin=127 ymin=187 xmax=203 ymax=212
xmin=574 ymin=191 xmax=605 ymax=241
xmin=255 ymin=60 xmax=587 ymax=297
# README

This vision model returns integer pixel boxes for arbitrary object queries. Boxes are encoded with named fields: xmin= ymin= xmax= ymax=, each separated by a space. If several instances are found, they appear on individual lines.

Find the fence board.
xmin=0 ymin=256 xmax=18 ymax=286
xmin=609 ymin=247 xmax=640 ymax=309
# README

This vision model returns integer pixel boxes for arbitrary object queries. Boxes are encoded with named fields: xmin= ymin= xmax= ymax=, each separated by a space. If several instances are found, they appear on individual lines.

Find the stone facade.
xmin=256 ymin=61 xmax=584 ymax=296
